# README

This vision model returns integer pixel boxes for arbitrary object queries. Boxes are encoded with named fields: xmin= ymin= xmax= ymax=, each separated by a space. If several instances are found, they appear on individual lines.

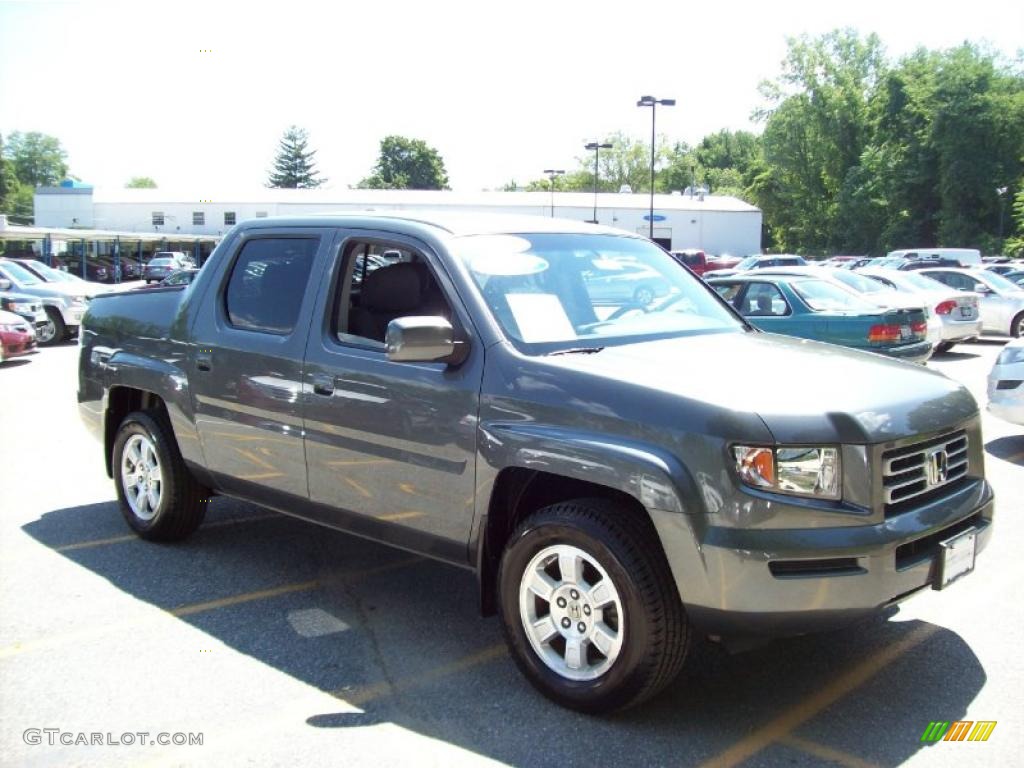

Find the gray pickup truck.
xmin=78 ymin=212 xmax=994 ymax=712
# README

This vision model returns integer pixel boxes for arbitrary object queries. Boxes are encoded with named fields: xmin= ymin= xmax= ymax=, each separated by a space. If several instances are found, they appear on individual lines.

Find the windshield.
xmin=451 ymin=233 xmax=744 ymax=352
xmin=22 ymin=260 xmax=63 ymax=282
xmin=975 ymin=271 xmax=1022 ymax=293
xmin=790 ymin=279 xmax=879 ymax=312
xmin=0 ymin=261 xmax=42 ymax=286
xmin=734 ymin=256 xmax=758 ymax=271
xmin=831 ymin=270 xmax=890 ymax=294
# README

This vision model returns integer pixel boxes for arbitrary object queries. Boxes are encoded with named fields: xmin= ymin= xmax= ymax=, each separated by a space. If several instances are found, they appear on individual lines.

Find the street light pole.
xmin=997 ymin=186 xmax=1008 ymax=241
xmin=636 ymin=95 xmax=675 ymax=240
xmin=543 ymin=169 xmax=565 ymax=217
xmin=585 ymin=141 xmax=613 ymax=224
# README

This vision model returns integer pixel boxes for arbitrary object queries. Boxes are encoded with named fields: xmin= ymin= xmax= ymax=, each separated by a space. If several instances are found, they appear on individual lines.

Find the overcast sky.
xmin=1 ymin=0 xmax=1021 ymax=193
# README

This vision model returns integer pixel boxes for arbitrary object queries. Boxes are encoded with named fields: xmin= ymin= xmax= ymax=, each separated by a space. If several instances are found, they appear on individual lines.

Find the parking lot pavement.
xmin=1 ymin=339 xmax=1022 ymax=767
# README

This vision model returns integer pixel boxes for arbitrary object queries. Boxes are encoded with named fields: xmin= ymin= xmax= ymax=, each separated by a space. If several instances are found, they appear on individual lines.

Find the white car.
xmin=988 ymin=338 xmax=1024 ymax=426
xmin=858 ymin=268 xmax=982 ymax=353
xmin=918 ymin=268 xmax=1024 ymax=338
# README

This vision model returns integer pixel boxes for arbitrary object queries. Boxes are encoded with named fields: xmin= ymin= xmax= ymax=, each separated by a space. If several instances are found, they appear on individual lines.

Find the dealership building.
xmin=33 ymin=185 xmax=762 ymax=256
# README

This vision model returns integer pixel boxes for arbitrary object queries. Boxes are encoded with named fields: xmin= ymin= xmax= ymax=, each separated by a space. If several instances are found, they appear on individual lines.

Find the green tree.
xmin=125 ymin=176 xmax=157 ymax=188
xmin=752 ymin=30 xmax=887 ymax=252
xmin=267 ymin=126 xmax=327 ymax=188
xmin=358 ymin=136 xmax=449 ymax=190
xmin=3 ymin=131 xmax=69 ymax=187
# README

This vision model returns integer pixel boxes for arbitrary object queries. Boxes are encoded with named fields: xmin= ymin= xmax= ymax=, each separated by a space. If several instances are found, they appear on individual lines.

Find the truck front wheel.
xmin=497 ymin=498 xmax=689 ymax=713
xmin=112 ymin=411 xmax=209 ymax=541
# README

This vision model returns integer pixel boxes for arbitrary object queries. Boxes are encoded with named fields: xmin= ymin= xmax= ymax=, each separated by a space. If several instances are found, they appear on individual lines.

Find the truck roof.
xmin=239 ymin=210 xmax=640 ymax=239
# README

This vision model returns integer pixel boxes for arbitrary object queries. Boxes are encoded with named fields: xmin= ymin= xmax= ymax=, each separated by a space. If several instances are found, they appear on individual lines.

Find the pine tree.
xmin=267 ymin=126 xmax=326 ymax=188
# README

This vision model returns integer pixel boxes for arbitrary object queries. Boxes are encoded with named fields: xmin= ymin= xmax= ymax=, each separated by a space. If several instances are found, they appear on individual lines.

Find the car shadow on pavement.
xmin=985 ymin=435 xmax=1024 ymax=465
xmin=23 ymin=499 xmax=987 ymax=767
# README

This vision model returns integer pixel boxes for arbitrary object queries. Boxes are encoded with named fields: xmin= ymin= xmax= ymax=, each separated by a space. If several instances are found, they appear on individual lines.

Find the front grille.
xmin=996 ymin=380 xmax=1022 ymax=390
xmin=882 ymin=430 xmax=968 ymax=509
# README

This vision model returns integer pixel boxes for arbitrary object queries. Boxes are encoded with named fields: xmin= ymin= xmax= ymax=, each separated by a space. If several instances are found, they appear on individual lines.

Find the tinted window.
xmin=225 ymin=238 xmax=317 ymax=333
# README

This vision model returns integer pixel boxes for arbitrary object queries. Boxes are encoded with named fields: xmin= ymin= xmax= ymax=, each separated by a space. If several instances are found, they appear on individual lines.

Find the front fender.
xmin=473 ymin=422 xmax=713 ymax=611
xmin=480 ymin=423 xmax=701 ymax=515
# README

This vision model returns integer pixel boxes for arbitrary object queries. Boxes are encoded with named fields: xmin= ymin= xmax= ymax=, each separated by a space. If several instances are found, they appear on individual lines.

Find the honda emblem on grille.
xmin=926 ymin=448 xmax=949 ymax=487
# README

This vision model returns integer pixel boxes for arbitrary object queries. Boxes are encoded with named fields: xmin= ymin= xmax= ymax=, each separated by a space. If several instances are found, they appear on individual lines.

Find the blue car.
xmin=708 ymin=274 xmax=932 ymax=362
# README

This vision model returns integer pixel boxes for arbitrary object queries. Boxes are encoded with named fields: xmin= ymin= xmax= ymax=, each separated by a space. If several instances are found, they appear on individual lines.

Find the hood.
xmin=24 ymin=281 xmax=97 ymax=300
xmin=0 ymin=308 xmax=27 ymax=324
xmin=544 ymin=331 xmax=976 ymax=444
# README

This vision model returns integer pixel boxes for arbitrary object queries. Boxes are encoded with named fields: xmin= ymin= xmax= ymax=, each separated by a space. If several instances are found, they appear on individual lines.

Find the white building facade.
xmin=35 ymin=187 xmax=762 ymax=255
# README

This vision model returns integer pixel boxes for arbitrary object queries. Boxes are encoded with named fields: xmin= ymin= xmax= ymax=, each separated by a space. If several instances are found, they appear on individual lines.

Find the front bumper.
xmin=666 ymin=478 xmax=994 ymax=637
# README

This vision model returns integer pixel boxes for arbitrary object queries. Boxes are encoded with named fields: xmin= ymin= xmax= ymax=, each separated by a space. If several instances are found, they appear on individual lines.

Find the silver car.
xmin=0 ymin=259 xmax=96 ymax=344
xmin=988 ymin=337 xmax=1024 ymax=426
xmin=859 ymin=268 xmax=982 ymax=353
xmin=919 ymin=268 xmax=1024 ymax=338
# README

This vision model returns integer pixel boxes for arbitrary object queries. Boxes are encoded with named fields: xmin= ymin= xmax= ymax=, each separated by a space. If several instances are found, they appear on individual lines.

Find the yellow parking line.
xmin=333 ymin=642 xmax=507 ymax=706
xmin=0 ymin=557 xmax=421 ymax=661
xmin=326 ymin=458 xmax=393 ymax=468
xmin=233 ymin=448 xmax=278 ymax=471
xmin=55 ymin=513 xmax=281 ymax=553
xmin=343 ymin=477 xmax=373 ymax=498
xmin=170 ymin=580 xmax=320 ymax=617
xmin=781 ymin=735 xmax=882 ymax=768
xmin=697 ymin=624 xmax=938 ymax=768
xmin=378 ymin=511 xmax=424 ymax=522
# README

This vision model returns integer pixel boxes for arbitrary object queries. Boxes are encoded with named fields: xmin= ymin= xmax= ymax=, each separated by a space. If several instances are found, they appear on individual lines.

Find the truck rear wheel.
xmin=112 ymin=410 xmax=209 ymax=541
xmin=497 ymin=498 xmax=689 ymax=713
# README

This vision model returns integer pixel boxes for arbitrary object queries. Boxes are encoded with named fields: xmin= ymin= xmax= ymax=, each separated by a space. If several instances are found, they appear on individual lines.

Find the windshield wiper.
xmin=547 ymin=346 xmax=605 ymax=356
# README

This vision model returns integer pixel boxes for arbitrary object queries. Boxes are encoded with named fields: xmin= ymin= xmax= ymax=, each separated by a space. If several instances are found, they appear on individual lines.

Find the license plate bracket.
xmin=934 ymin=528 xmax=977 ymax=589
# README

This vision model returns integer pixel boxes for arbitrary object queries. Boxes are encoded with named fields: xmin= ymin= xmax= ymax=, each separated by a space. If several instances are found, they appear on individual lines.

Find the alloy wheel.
xmin=120 ymin=433 xmax=164 ymax=521
xmin=518 ymin=544 xmax=624 ymax=681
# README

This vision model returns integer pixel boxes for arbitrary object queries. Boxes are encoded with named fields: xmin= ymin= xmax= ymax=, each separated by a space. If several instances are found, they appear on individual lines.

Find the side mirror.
xmin=973 ymin=283 xmax=991 ymax=294
xmin=0 ymin=279 xmax=10 ymax=291
xmin=386 ymin=316 xmax=466 ymax=364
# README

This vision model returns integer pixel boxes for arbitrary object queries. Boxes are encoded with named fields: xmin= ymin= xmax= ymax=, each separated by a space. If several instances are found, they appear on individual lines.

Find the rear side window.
xmin=225 ymin=237 xmax=318 ymax=334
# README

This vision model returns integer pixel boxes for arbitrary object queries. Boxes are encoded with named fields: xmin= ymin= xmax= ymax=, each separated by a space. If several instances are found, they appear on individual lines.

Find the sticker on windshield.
xmin=506 ymin=293 xmax=576 ymax=343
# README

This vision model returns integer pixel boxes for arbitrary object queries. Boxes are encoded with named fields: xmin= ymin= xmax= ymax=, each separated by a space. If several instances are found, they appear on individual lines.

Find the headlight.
xmin=997 ymin=346 xmax=1024 ymax=365
xmin=733 ymin=445 xmax=841 ymax=500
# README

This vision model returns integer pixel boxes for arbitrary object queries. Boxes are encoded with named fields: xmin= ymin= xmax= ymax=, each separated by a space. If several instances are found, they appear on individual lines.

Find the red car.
xmin=671 ymin=249 xmax=742 ymax=276
xmin=0 ymin=309 xmax=38 ymax=362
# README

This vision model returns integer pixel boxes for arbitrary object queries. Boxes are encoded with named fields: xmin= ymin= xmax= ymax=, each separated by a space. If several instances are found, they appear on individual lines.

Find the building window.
xmin=193 ymin=211 xmax=205 ymax=226
xmin=255 ymin=211 xmax=268 ymax=218
xmin=152 ymin=212 xmax=164 ymax=226
xmin=224 ymin=211 xmax=236 ymax=226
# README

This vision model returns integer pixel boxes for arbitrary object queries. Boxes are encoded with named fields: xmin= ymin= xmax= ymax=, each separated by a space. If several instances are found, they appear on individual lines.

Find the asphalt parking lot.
xmin=1 ymin=340 xmax=1021 ymax=767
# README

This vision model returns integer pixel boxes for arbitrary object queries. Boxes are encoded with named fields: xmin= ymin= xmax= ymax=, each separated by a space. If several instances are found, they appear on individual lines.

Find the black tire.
xmin=1012 ymin=311 xmax=1024 ymax=339
xmin=39 ymin=307 xmax=65 ymax=346
xmin=497 ymin=498 xmax=689 ymax=713
xmin=112 ymin=410 xmax=209 ymax=541
xmin=934 ymin=341 xmax=954 ymax=354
